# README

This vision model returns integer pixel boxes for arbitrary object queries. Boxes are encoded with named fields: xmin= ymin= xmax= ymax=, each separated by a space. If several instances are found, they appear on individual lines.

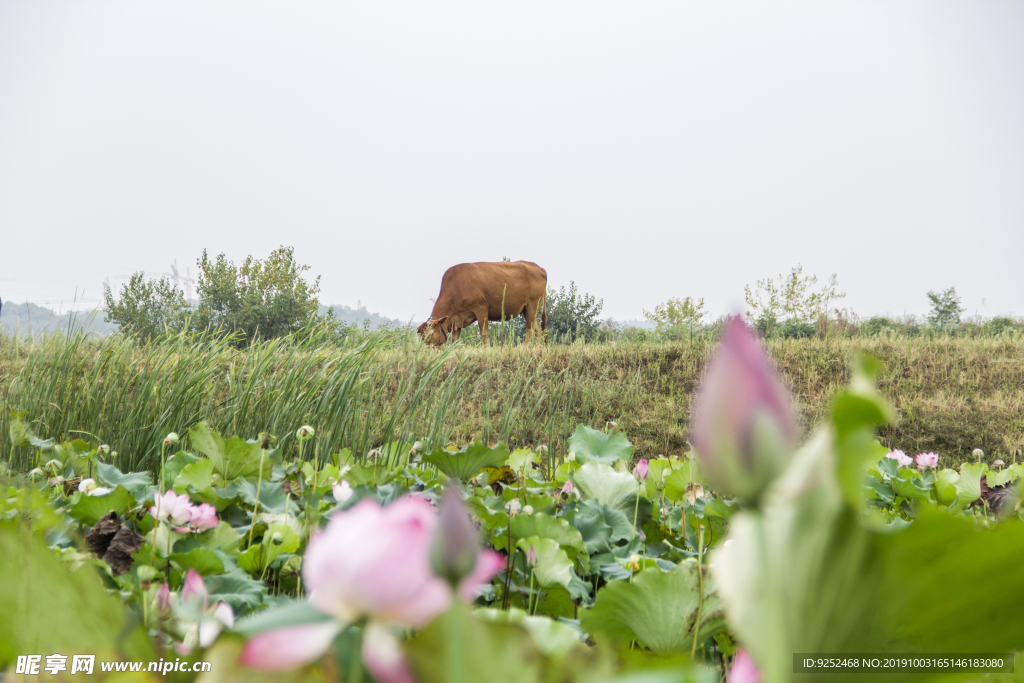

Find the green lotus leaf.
xmin=69 ymin=485 xmax=135 ymax=526
xmin=422 ymin=440 xmax=510 ymax=480
xmin=580 ymin=561 xmax=724 ymax=654
xmin=516 ymin=536 xmax=573 ymax=589
xmin=187 ymin=422 xmax=271 ymax=482
xmin=510 ymin=513 xmax=588 ymax=564
xmin=568 ymin=425 xmax=634 ymax=465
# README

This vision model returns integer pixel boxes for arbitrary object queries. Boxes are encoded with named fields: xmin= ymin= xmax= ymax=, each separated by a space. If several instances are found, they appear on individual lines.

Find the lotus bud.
xmin=606 ymin=421 xmax=618 ymax=431
xmin=48 ymin=476 xmax=65 ymax=487
xmin=429 ymin=486 xmax=480 ymax=587
xmin=634 ymin=458 xmax=649 ymax=483
xmin=259 ymin=432 xmax=274 ymax=450
xmin=156 ymin=583 xmax=171 ymax=615
xmin=728 ymin=650 xmax=763 ymax=683
xmin=368 ymin=448 xmax=382 ymax=461
xmin=993 ymin=460 xmax=1005 ymax=470
xmin=526 ymin=545 xmax=538 ymax=568
xmin=690 ymin=316 xmax=798 ymax=501
xmin=182 ymin=568 xmax=208 ymax=609
xmin=560 ymin=480 xmax=574 ymax=497
xmin=411 ymin=441 xmax=424 ymax=455
xmin=296 ymin=425 xmax=315 ymax=442
xmin=522 ymin=505 xmax=534 ymax=516
xmin=98 ymin=444 xmax=110 ymax=455
xmin=536 ymin=444 xmax=548 ymax=456
xmin=973 ymin=448 xmax=984 ymax=460
xmin=505 ymin=499 xmax=522 ymax=517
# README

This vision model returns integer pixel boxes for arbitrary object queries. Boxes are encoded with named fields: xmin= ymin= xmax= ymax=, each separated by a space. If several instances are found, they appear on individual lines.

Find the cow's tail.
xmin=540 ymin=294 xmax=548 ymax=344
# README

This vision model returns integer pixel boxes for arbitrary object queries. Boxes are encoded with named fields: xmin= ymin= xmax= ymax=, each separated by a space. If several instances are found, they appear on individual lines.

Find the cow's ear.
xmin=437 ymin=316 xmax=452 ymax=333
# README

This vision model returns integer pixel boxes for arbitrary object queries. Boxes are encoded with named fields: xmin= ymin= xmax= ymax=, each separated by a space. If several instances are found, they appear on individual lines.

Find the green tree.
xmin=643 ymin=296 xmax=707 ymax=342
xmin=926 ymin=287 xmax=964 ymax=331
xmin=744 ymin=265 xmax=846 ymax=337
xmin=193 ymin=246 xmax=329 ymax=346
xmin=103 ymin=273 xmax=191 ymax=340
xmin=546 ymin=282 xmax=604 ymax=343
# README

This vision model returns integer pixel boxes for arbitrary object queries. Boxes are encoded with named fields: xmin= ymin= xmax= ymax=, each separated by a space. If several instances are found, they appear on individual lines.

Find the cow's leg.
xmin=523 ymin=299 xmax=539 ymax=343
xmin=476 ymin=309 xmax=490 ymax=346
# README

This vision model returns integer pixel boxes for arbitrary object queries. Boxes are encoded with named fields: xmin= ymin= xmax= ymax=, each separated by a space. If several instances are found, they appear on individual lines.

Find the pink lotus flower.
xmin=176 ymin=569 xmax=234 ymax=653
xmin=333 ymin=480 xmax=353 ymax=502
xmin=634 ymin=459 xmax=650 ymax=483
xmin=561 ymin=480 xmax=574 ymax=495
xmin=690 ymin=317 xmax=798 ymax=500
xmin=183 ymin=503 xmax=219 ymax=532
xmin=240 ymin=496 xmax=502 ymax=673
xmin=915 ymin=452 xmax=939 ymax=469
xmin=150 ymin=490 xmax=195 ymax=527
xmin=886 ymin=449 xmax=913 ymax=468
xmin=728 ymin=650 xmax=762 ymax=683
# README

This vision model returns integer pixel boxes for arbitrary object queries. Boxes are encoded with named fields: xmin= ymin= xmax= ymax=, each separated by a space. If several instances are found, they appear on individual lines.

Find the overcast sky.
xmin=1 ymin=1 xmax=1022 ymax=323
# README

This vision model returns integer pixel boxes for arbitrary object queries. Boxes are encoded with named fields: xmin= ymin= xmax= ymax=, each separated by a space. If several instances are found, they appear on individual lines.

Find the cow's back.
xmin=437 ymin=261 xmax=546 ymax=317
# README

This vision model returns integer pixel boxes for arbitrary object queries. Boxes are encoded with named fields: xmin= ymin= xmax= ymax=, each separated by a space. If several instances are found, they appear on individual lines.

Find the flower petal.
xmin=362 ymin=624 xmax=416 ymax=683
xmin=457 ymin=549 xmax=504 ymax=602
xmin=239 ymin=622 xmax=341 ymax=671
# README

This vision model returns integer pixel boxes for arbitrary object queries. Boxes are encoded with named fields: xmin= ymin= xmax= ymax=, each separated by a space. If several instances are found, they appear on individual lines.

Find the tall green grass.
xmin=2 ymin=329 xmax=1022 ymax=473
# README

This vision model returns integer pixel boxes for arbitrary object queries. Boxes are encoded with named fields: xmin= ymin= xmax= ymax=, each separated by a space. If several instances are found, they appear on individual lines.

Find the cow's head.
xmin=417 ymin=316 xmax=450 ymax=346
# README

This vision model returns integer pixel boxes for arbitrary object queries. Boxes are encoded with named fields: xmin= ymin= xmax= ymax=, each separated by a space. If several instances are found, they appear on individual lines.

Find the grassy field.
xmin=1 ymin=330 xmax=1022 ymax=472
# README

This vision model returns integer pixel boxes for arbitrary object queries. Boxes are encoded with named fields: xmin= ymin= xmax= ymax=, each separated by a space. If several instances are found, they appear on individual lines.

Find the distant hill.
xmin=322 ymin=304 xmax=411 ymax=330
xmin=0 ymin=302 xmax=117 ymax=337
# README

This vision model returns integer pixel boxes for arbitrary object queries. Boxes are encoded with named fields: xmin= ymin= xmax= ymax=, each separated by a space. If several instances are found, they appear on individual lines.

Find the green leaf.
xmin=573 ymin=462 xmax=651 ymax=529
xmin=476 ymin=608 xmax=583 ymax=657
xmin=204 ymin=569 xmax=265 ymax=614
xmin=68 ymin=486 xmax=135 ymax=526
xmin=422 ymin=441 xmax=510 ymax=480
xmin=187 ymin=422 xmax=272 ymax=482
xmin=173 ymin=458 xmax=214 ymax=493
xmin=0 ymin=524 xmax=154 ymax=667
xmin=955 ymin=462 xmax=985 ymax=504
xmin=8 ymin=410 xmax=31 ymax=448
xmin=890 ymin=476 xmax=931 ymax=501
xmin=204 ymin=521 xmax=242 ymax=553
xmin=571 ymin=499 xmax=634 ymax=555
xmin=580 ymin=561 xmax=724 ymax=654
xmin=507 ymin=448 xmax=539 ymax=474
xmin=162 ymin=451 xmax=199 ymax=489
xmin=235 ymin=479 xmax=290 ymax=514
xmin=568 ymin=425 xmax=634 ymax=466
xmin=404 ymin=601 xmax=540 ymax=683
xmin=663 ymin=466 xmax=707 ymax=503
xmin=95 ymin=462 xmax=153 ymax=500
xmin=510 ymin=514 xmax=588 ymax=564
xmin=232 ymin=599 xmax=336 ymax=636
xmin=515 ymin=536 xmax=572 ymax=589
xmin=170 ymin=547 xmax=225 ymax=576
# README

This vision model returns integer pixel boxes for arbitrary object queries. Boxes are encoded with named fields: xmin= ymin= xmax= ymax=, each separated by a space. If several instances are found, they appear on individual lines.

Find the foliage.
xmin=643 ymin=297 xmax=707 ymax=342
xmin=744 ymin=265 xmax=846 ymax=338
xmin=926 ymin=286 xmax=965 ymax=330
xmin=103 ymin=246 xmax=337 ymax=347
xmin=103 ymin=272 xmax=192 ymax=340
xmin=546 ymin=281 xmax=604 ymax=343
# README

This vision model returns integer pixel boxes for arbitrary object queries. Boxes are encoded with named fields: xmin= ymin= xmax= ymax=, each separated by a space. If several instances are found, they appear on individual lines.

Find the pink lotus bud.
xmin=239 ymin=622 xmax=342 ymax=671
xmin=189 ymin=503 xmax=219 ymax=531
xmin=430 ymin=487 xmax=480 ymax=587
xmin=156 ymin=583 xmax=171 ymax=614
xmin=182 ymin=568 xmax=208 ymax=609
xmin=727 ymin=650 xmax=762 ymax=683
xmin=526 ymin=545 xmax=538 ymax=568
xmin=561 ymin=480 xmax=574 ymax=495
xmin=634 ymin=459 xmax=649 ymax=483
xmin=690 ymin=317 xmax=798 ymax=500
xmin=915 ymin=452 xmax=939 ymax=469
xmin=886 ymin=449 xmax=913 ymax=468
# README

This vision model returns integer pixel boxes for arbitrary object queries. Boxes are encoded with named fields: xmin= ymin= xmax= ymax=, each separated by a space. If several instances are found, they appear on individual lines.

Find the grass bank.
xmin=1 ymin=331 xmax=1022 ymax=472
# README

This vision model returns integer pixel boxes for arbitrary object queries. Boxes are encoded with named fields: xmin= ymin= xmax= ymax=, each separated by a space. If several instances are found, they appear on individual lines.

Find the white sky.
xmin=1 ymin=1 xmax=1022 ymax=322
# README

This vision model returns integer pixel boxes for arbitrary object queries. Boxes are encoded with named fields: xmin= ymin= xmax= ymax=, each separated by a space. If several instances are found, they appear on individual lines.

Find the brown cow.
xmin=417 ymin=261 xmax=548 ymax=345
